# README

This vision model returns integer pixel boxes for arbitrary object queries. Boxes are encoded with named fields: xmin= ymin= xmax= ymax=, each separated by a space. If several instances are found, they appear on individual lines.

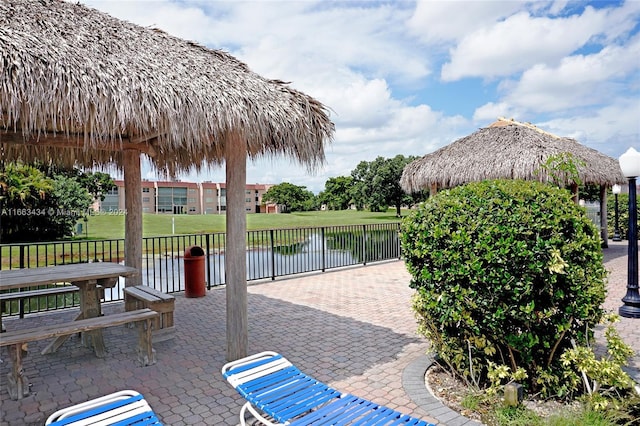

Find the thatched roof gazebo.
xmin=401 ymin=118 xmax=625 ymax=242
xmin=0 ymin=0 xmax=334 ymax=360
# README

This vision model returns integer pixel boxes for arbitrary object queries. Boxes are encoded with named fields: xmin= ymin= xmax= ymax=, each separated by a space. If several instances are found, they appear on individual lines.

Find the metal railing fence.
xmin=0 ymin=223 xmax=402 ymax=317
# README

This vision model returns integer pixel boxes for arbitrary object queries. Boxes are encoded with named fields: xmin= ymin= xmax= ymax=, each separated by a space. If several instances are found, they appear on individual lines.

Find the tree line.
xmin=263 ymin=155 xmax=428 ymax=216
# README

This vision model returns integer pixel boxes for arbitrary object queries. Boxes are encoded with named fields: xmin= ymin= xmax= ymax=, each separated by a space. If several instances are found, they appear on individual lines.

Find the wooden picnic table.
xmin=0 ymin=263 xmax=138 ymax=357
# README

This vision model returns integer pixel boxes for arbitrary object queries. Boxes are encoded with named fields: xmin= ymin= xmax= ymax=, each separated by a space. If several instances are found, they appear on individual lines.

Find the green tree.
xmin=42 ymin=166 xmax=115 ymax=202
xmin=47 ymin=174 xmax=94 ymax=238
xmin=350 ymin=155 xmax=419 ymax=216
xmin=0 ymin=162 xmax=52 ymax=206
xmin=0 ymin=163 xmax=98 ymax=242
xmin=318 ymin=176 xmax=353 ymax=210
xmin=263 ymin=182 xmax=317 ymax=212
xmin=0 ymin=163 xmax=54 ymax=242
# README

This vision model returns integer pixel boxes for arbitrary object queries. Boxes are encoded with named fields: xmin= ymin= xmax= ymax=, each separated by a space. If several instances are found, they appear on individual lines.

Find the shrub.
xmin=401 ymin=179 xmax=607 ymax=397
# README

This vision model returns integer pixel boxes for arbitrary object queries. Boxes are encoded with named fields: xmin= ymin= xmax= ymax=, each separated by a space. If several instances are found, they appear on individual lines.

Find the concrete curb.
xmin=402 ymin=354 xmax=484 ymax=426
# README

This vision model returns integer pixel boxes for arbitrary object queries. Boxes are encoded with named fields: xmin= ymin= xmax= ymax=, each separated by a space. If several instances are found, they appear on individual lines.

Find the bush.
xmin=401 ymin=179 xmax=607 ymax=397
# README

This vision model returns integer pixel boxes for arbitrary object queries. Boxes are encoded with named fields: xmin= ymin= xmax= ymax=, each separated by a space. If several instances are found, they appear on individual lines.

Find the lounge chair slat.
xmin=223 ymin=353 xmax=285 ymax=376
xmin=110 ymin=410 xmax=161 ymax=426
xmin=289 ymin=395 xmax=364 ymax=425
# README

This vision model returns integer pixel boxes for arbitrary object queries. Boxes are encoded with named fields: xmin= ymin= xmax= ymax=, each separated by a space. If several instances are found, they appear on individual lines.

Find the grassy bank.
xmin=81 ymin=210 xmax=404 ymax=239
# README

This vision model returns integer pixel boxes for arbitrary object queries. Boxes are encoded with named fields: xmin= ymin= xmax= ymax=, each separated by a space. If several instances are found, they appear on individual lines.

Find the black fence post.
xmin=18 ymin=245 xmax=25 ymax=318
xmin=321 ymin=227 xmax=326 ymax=272
xmin=362 ymin=224 xmax=367 ymax=266
xmin=206 ymin=233 xmax=212 ymax=290
xmin=270 ymin=229 xmax=276 ymax=280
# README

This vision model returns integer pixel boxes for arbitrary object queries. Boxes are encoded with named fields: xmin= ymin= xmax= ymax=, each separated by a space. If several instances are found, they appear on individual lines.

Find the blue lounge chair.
xmin=45 ymin=390 xmax=162 ymax=425
xmin=222 ymin=351 xmax=435 ymax=426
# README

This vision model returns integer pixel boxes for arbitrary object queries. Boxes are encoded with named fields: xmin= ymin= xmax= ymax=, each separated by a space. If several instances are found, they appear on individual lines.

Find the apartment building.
xmin=100 ymin=180 xmax=275 ymax=214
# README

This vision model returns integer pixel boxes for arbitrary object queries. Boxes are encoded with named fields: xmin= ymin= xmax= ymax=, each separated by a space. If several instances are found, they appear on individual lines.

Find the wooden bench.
xmin=124 ymin=286 xmax=175 ymax=341
xmin=0 ymin=308 xmax=159 ymax=400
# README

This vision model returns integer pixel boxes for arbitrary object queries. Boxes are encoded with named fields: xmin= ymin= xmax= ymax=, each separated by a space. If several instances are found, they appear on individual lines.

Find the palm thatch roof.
xmin=401 ymin=118 xmax=624 ymax=193
xmin=0 ymin=0 xmax=334 ymax=174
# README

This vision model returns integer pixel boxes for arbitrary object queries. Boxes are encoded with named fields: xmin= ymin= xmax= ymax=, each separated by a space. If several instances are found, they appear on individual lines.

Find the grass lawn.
xmin=83 ymin=210 xmax=404 ymax=239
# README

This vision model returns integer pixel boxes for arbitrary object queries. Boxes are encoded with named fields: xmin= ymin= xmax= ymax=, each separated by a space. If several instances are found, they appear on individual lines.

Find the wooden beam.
xmin=124 ymin=150 xmax=143 ymax=286
xmin=0 ymin=131 xmax=157 ymax=156
xmin=225 ymin=131 xmax=248 ymax=361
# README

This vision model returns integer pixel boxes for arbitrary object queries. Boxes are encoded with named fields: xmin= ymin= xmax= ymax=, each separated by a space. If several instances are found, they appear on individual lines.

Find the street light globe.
xmin=619 ymin=147 xmax=640 ymax=178
xmin=612 ymin=184 xmax=622 ymax=195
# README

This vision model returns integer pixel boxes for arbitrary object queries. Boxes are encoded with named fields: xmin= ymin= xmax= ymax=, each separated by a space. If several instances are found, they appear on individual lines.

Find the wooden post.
xmin=570 ymin=183 xmax=579 ymax=204
xmin=600 ymin=185 xmax=608 ymax=247
xmin=124 ymin=149 xmax=143 ymax=286
xmin=225 ymin=131 xmax=248 ymax=361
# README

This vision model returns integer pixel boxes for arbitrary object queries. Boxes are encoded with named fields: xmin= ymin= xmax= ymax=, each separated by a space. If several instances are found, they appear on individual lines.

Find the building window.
xmin=189 ymin=188 xmax=196 ymax=193
xmin=189 ymin=207 xmax=196 ymax=213
xmin=205 ymin=197 xmax=214 ymax=203
xmin=142 ymin=197 xmax=150 ymax=203
xmin=142 ymin=188 xmax=150 ymax=193
xmin=206 ymin=189 xmax=214 ymax=193
xmin=156 ymin=187 xmax=187 ymax=213
xmin=188 ymin=198 xmax=196 ymax=203
xmin=245 ymin=198 xmax=251 ymax=203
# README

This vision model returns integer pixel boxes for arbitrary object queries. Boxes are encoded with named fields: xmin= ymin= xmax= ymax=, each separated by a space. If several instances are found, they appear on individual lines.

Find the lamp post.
xmin=619 ymin=147 xmax=640 ymax=318
xmin=612 ymin=184 xmax=622 ymax=242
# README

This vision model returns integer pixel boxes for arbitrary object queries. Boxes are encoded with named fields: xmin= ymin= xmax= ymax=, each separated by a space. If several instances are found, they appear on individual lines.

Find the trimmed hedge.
xmin=401 ymin=180 xmax=607 ymax=397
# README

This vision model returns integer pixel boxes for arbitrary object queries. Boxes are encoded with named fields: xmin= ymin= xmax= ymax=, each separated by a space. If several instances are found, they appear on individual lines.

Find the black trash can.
xmin=184 ymin=245 xmax=206 ymax=298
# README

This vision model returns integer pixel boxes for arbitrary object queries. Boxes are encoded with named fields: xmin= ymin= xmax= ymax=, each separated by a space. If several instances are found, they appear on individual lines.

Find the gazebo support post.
xmin=570 ymin=183 xmax=579 ymax=204
xmin=600 ymin=185 xmax=608 ymax=248
xmin=124 ymin=149 xmax=143 ymax=286
xmin=226 ymin=131 xmax=248 ymax=361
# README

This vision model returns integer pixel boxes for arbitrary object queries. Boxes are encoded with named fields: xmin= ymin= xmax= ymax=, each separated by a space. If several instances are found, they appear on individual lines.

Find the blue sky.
xmin=83 ymin=0 xmax=640 ymax=193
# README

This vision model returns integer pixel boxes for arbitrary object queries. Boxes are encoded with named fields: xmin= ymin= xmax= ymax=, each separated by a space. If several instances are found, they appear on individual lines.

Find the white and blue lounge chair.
xmin=45 ymin=390 xmax=162 ymax=426
xmin=222 ymin=351 xmax=435 ymax=426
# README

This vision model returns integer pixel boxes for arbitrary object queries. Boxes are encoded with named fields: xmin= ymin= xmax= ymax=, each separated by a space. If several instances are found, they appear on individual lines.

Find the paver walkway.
xmin=0 ymin=240 xmax=638 ymax=425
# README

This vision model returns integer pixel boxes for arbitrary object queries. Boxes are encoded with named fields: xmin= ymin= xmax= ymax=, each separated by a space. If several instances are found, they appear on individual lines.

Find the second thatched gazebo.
xmin=401 ymin=118 xmax=625 ymax=242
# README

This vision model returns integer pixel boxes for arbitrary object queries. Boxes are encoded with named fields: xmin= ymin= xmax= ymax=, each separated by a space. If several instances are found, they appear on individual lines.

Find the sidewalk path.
xmin=0 ymin=241 xmax=637 ymax=425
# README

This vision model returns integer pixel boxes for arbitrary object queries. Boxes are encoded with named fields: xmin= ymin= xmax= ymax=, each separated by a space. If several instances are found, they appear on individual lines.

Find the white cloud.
xmin=503 ymin=35 xmax=640 ymax=112
xmin=408 ymin=0 xmax=524 ymax=45
xmin=473 ymin=102 xmax=521 ymax=125
xmin=541 ymin=98 xmax=640 ymax=158
xmin=442 ymin=8 xmax=606 ymax=81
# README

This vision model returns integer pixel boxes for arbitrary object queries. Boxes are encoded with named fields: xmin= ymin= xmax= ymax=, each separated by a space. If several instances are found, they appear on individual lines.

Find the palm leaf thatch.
xmin=0 ymin=0 xmax=334 ymax=175
xmin=401 ymin=118 xmax=624 ymax=193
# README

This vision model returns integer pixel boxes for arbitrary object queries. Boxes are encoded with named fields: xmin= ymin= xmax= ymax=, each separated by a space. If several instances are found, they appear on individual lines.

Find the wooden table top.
xmin=0 ymin=263 xmax=139 ymax=290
